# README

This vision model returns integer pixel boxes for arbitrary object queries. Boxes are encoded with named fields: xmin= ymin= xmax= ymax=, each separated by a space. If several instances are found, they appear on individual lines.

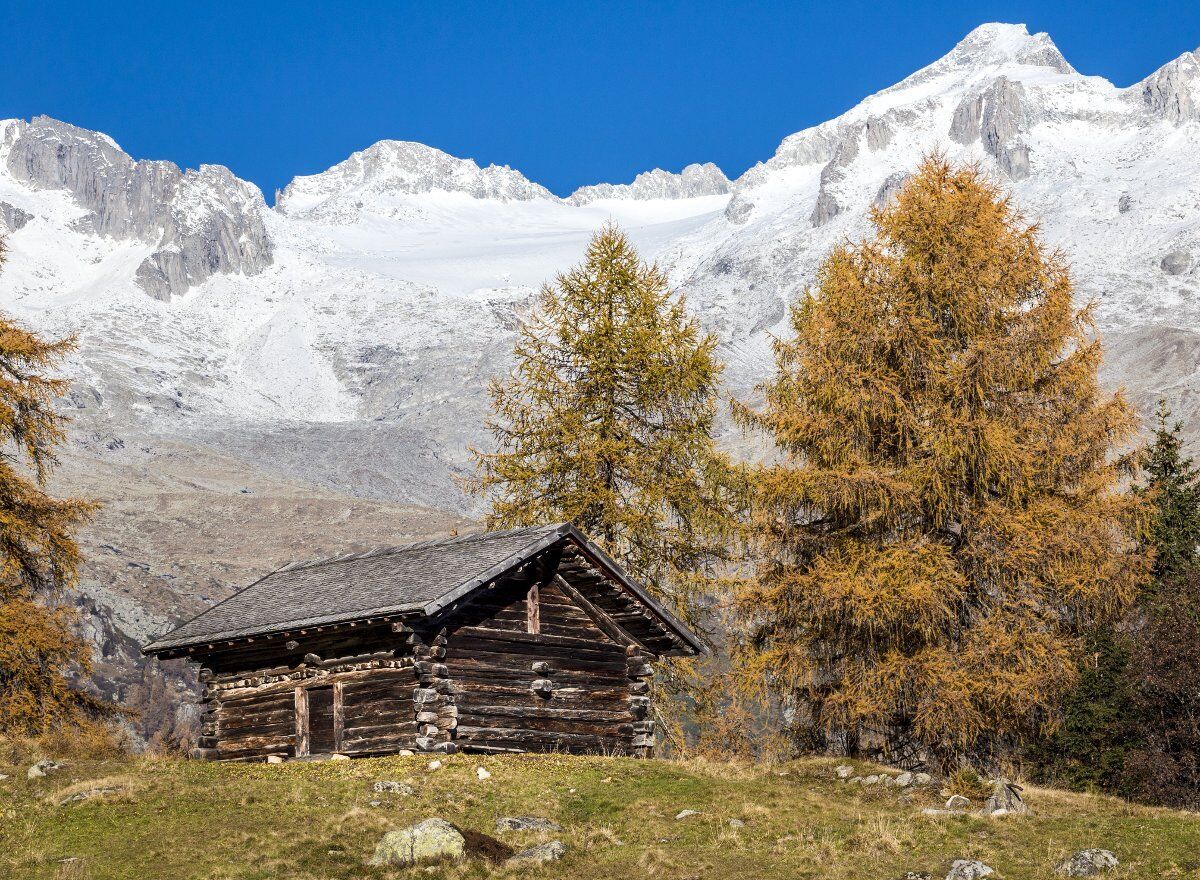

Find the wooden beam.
xmin=553 ymin=575 xmax=636 ymax=648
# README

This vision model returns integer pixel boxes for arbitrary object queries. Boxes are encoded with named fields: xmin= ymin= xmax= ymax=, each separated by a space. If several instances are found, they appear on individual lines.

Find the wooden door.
xmin=308 ymin=686 xmax=336 ymax=754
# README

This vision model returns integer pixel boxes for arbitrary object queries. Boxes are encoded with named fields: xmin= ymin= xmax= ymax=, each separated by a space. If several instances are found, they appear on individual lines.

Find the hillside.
xmin=2 ymin=749 xmax=1197 ymax=879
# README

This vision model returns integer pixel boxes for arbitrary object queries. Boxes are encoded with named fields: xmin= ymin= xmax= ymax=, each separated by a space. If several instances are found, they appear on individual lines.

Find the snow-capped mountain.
xmin=3 ymin=21 xmax=1200 ymax=515
xmin=8 ymin=21 xmax=1200 ymax=718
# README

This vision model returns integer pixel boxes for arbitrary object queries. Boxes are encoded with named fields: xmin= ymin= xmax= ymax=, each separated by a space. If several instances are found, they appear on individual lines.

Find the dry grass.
xmin=0 ymin=749 xmax=1198 ymax=879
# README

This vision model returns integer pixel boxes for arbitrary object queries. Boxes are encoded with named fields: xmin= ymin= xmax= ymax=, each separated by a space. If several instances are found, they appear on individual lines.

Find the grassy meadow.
xmin=2 ymin=747 xmax=1198 ymax=880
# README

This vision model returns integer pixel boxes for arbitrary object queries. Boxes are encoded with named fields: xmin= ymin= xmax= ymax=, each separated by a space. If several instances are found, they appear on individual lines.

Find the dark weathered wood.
xmin=526 ymin=582 xmax=540 ymax=634
xmin=294 ymin=687 xmax=309 ymax=757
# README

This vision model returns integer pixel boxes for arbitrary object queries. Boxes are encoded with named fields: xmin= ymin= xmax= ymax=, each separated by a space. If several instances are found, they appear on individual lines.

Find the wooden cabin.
xmin=143 ymin=523 xmax=705 ymax=761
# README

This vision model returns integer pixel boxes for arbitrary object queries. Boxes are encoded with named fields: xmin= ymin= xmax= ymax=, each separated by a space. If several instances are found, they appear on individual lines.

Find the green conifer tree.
xmin=1139 ymin=400 xmax=1200 ymax=584
xmin=467 ymin=224 xmax=735 ymax=627
xmin=1118 ymin=402 xmax=1200 ymax=807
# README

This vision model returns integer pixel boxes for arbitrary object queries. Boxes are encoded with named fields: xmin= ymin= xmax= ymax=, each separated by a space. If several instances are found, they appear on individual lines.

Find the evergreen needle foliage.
xmin=0 ymin=235 xmax=102 ymax=734
xmin=1118 ymin=402 xmax=1200 ymax=807
xmin=467 ymin=225 xmax=736 ymax=626
xmin=734 ymin=157 xmax=1147 ymax=768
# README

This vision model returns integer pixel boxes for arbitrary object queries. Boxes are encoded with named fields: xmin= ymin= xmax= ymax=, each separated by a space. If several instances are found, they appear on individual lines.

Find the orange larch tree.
xmin=735 ymin=157 xmax=1147 ymax=769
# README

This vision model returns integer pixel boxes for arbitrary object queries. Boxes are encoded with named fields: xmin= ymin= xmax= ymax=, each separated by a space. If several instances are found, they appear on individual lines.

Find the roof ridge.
xmin=273 ymin=522 xmax=566 ymax=575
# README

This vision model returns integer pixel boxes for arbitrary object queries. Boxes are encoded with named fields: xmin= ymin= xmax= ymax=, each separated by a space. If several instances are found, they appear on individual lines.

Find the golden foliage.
xmin=0 ymin=235 xmax=101 ymax=735
xmin=735 ymin=157 xmax=1147 ymax=766
xmin=466 ymin=224 xmax=738 ymax=625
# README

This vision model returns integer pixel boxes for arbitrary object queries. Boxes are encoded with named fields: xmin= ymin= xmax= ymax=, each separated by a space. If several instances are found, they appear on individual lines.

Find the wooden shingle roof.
xmin=143 ymin=523 xmax=704 ymax=656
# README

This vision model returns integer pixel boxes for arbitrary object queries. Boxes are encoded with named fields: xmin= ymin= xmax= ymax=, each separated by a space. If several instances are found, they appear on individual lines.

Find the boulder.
xmin=835 ymin=764 xmax=854 ymax=779
xmin=372 ymin=780 xmax=414 ymax=795
xmin=27 ymin=760 xmax=64 ymax=779
xmin=507 ymin=840 xmax=567 ymax=865
xmin=945 ymin=860 xmax=994 ymax=880
xmin=945 ymin=795 xmax=971 ymax=811
xmin=369 ymin=818 xmax=466 ymax=867
xmin=1162 ymin=250 xmax=1194 ymax=275
xmin=495 ymin=816 xmax=562 ymax=833
xmin=914 ymin=772 xmax=933 ymax=785
xmin=894 ymin=771 xmax=914 ymax=787
xmin=982 ymin=779 xmax=1028 ymax=816
xmin=1054 ymin=849 xmax=1119 ymax=876
xmin=862 ymin=775 xmax=881 ymax=786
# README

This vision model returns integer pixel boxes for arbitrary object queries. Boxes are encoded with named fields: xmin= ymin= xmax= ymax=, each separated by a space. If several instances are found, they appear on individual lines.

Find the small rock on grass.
xmin=59 ymin=788 xmax=117 ymax=806
xmin=945 ymin=795 xmax=971 ymax=811
xmin=507 ymin=840 xmax=567 ymax=865
xmin=369 ymin=818 xmax=465 ymax=867
xmin=495 ymin=816 xmax=562 ymax=833
xmin=1054 ymin=850 xmax=1119 ymax=876
xmin=373 ymin=780 xmax=414 ymax=795
xmin=982 ymin=779 xmax=1028 ymax=816
xmin=835 ymin=764 xmax=854 ymax=779
xmin=894 ymin=873 xmax=932 ymax=880
xmin=427 ymin=760 xmax=443 ymax=771
xmin=945 ymin=860 xmax=994 ymax=880
xmin=894 ymin=771 xmax=914 ymax=787
xmin=476 ymin=766 xmax=491 ymax=780
xmin=27 ymin=760 xmax=64 ymax=780
xmin=675 ymin=809 xmax=700 ymax=820
xmin=728 ymin=818 xmax=745 ymax=828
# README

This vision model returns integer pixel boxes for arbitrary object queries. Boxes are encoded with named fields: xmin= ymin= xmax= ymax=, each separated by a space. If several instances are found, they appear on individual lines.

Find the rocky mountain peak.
xmin=1135 ymin=48 xmax=1200 ymax=123
xmin=568 ymin=163 xmax=730 ymax=204
xmin=275 ymin=139 xmax=555 ymax=220
xmin=942 ymin=23 xmax=1074 ymax=75
xmin=2 ymin=115 xmax=271 ymax=300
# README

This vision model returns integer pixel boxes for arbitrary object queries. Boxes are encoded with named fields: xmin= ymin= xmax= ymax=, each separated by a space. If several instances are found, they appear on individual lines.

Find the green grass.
xmin=1 ymin=748 xmax=1198 ymax=880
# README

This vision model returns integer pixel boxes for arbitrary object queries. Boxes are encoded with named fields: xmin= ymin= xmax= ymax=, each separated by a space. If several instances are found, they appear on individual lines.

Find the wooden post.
xmin=295 ymin=686 xmax=310 ymax=757
xmin=332 ymin=681 xmax=344 ymax=753
xmin=526 ymin=582 xmax=540 ymax=634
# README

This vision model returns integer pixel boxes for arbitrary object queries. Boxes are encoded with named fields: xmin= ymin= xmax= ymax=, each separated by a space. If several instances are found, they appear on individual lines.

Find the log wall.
xmin=193 ymin=622 xmax=419 ymax=761
xmin=446 ymin=579 xmax=654 ymax=755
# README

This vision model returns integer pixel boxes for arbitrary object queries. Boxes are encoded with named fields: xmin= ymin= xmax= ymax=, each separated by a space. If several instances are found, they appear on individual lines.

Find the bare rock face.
xmin=950 ymin=77 xmax=1031 ymax=179
xmin=724 ymin=192 xmax=754 ymax=224
xmin=4 ymin=116 xmax=271 ymax=299
xmin=0 ymin=201 xmax=32 ymax=232
xmin=811 ymin=130 xmax=860 ymax=227
xmin=875 ymin=171 xmax=910 ymax=207
xmin=1138 ymin=49 xmax=1200 ymax=123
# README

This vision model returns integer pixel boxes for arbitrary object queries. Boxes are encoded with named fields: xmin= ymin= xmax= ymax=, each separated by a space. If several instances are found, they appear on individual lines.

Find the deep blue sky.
xmin=4 ymin=1 xmax=1199 ymax=201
